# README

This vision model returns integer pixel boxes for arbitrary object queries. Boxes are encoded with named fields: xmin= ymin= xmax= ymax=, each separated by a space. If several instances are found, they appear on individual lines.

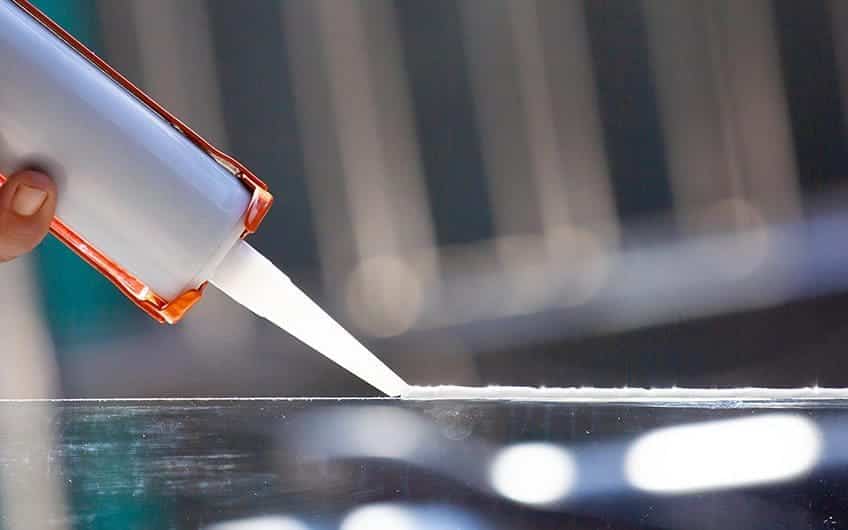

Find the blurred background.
xmin=8 ymin=2 xmax=848 ymax=529
xmin=4 ymin=0 xmax=848 ymax=398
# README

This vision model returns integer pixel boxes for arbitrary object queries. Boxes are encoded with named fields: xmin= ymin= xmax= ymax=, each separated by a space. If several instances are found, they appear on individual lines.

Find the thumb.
xmin=0 ymin=170 xmax=57 ymax=262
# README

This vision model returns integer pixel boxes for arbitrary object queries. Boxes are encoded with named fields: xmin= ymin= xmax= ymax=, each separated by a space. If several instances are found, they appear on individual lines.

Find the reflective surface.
xmin=2 ymin=398 xmax=848 ymax=529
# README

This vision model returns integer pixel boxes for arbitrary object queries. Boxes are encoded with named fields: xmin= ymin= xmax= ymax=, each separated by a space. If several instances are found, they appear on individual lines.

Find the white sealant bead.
xmin=401 ymin=385 xmax=846 ymax=402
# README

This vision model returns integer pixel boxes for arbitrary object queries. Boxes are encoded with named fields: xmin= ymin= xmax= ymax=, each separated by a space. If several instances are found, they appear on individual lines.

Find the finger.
xmin=0 ymin=170 xmax=57 ymax=262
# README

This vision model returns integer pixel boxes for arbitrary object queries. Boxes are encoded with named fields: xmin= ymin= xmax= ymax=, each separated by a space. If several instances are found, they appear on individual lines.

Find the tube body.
xmin=0 ymin=1 xmax=251 ymax=300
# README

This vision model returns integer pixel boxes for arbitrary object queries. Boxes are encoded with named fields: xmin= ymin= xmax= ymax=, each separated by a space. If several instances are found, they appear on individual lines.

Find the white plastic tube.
xmin=0 ymin=2 xmax=410 ymax=395
xmin=0 ymin=0 xmax=252 ymax=301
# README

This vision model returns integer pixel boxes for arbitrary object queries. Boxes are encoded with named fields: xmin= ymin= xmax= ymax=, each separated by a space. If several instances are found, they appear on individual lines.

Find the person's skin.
xmin=0 ymin=170 xmax=57 ymax=262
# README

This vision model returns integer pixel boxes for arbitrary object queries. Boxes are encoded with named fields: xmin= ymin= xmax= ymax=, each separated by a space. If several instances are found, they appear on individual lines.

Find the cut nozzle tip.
xmin=212 ymin=241 xmax=409 ymax=397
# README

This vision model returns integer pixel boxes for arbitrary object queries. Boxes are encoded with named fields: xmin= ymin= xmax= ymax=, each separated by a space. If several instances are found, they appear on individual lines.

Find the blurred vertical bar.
xmin=506 ymin=0 xmax=618 ymax=305
xmin=0 ymin=261 xmax=57 ymax=397
xmin=207 ymin=1 xmax=319 ymax=276
xmin=714 ymin=0 xmax=799 ymax=223
xmin=282 ymin=0 xmax=356 ymax=289
xmin=460 ymin=0 xmax=541 ymax=244
xmin=283 ymin=0 xmax=437 ymax=337
xmin=460 ymin=0 xmax=551 ymax=312
xmin=504 ymin=0 xmax=619 ymax=249
xmin=0 ymin=259 xmax=65 ymax=529
xmin=393 ymin=0 xmax=494 ymax=248
xmin=643 ymin=0 xmax=740 ymax=233
xmin=830 ymin=0 xmax=848 ymax=143
xmin=830 ymin=0 xmax=848 ymax=153
xmin=532 ymin=0 xmax=618 ymax=247
xmin=460 ymin=0 xmax=617 ymax=307
xmin=98 ymin=0 xmax=256 ymax=353
xmin=644 ymin=0 xmax=799 ymax=235
xmin=776 ymin=0 xmax=848 ymax=198
xmin=582 ymin=0 xmax=674 ymax=234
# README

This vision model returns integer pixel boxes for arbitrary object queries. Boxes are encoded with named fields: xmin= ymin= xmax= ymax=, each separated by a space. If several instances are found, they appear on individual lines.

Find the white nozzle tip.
xmin=211 ymin=242 xmax=408 ymax=396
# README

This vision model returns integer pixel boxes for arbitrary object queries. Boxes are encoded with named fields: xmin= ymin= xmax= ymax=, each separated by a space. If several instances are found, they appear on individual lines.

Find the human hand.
xmin=0 ymin=170 xmax=57 ymax=262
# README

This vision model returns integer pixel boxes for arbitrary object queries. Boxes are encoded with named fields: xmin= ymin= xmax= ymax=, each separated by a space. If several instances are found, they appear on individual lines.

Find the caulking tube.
xmin=0 ymin=0 xmax=407 ymax=396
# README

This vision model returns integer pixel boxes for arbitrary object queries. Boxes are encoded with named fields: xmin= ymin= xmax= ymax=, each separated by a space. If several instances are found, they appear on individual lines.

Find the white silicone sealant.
xmin=211 ymin=241 xmax=408 ymax=397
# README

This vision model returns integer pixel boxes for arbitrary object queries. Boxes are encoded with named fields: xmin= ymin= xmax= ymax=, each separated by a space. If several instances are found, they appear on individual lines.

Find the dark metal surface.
xmin=1 ymin=399 xmax=846 ymax=529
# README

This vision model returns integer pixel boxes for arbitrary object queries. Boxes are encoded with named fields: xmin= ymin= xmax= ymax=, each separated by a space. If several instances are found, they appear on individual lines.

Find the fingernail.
xmin=12 ymin=185 xmax=47 ymax=216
